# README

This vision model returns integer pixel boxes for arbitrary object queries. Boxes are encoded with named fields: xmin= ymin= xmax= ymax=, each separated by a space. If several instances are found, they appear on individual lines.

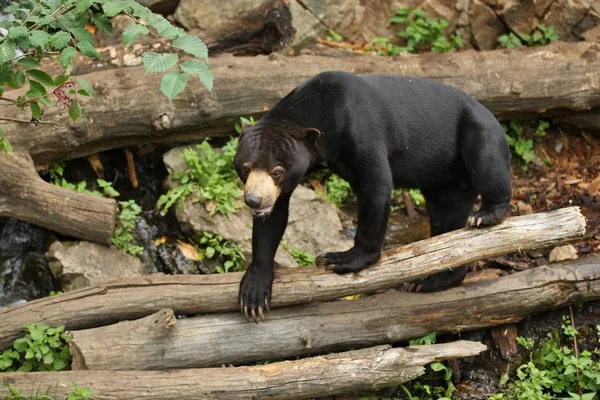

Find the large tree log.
xmin=0 ymin=152 xmax=116 ymax=245
xmin=1 ymin=41 xmax=599 ymax=164
xmin=69 ymin=255 xmax=600 ymax=370
xmin=0 ymin=207 xmax=585 ymax=351
xmin=0 ymin=342 xmax=487 ymax=400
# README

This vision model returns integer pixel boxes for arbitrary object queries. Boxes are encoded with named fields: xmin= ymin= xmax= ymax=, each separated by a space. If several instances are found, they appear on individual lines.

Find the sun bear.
xmin=233 ymin=71 xmax=512 ymax=322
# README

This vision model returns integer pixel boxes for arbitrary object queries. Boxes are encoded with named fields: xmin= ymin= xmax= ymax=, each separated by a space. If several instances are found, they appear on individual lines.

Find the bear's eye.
xmin=241 ymin=164 xmax=251 ymax=176
xmin=271 ymin=167 xmax=284 ymax=179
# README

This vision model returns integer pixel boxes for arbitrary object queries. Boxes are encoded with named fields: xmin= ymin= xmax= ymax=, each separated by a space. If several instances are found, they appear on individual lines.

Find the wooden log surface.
xmin=69 ymin=255 xmax=600 ymax=370
xmin=2 ymin=41 xmax=599 ymax=164
xmin=0 ymin=342 xmax=487 ymax=400
xmin=0 ymin=206 xmax=585 ymax=350
xmin=0 ymin=152 xmax=116 ymax=245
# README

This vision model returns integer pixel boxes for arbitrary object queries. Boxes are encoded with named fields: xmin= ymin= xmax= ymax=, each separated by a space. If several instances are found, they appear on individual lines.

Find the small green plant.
xmin=235 ymin=115 xmax=257 ymax=134
xmin=516 ymin=336 xmax=534 ymax=350
xmin=498 ymin=24 xmax=559 ymax=48
xmin=2 ymin=379 xmax=93 ymax=400
xmin=112 ymin=200 xmax=143 ymax=256
xmin=0 ymin=324 xmax=71 ymax=372
xmin=326 ymin=29 xmax=343 ymax=42
xmin=492 ymin=315 xmax=600 ymax=399
xmin=196 ymin=232 xmax=245 ymax=274
xmin=503 ymin=119 xmax=549 ymax=169
xmin=157 ymin=138 xmax=242 ymax=217
xmin=324 ymin=174 xmax=353 ymax=207
xmin=390 ymin=8 xmax=463 ymax=54
xmin=48 ymin=164 xmax=143 ymax=256
xmin=281 ymin=241 xmax=315 ymax=266
xmin=407 ymin=189 xmax=425 ymax=206
xmin=48 ymin=291 xmax=63 ymax=297
xmin=409 ymin=332 xmax=437 ymax=346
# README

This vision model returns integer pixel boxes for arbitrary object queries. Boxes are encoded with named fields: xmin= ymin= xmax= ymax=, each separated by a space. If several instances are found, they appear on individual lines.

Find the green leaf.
xmin=92 ymin=13 xmax=113 ymax=34
xmin=172 ymin=35 xmax=209 ymax=61
xmin=161 ymin=71 xmax=188 ymax=102
xmin=69 ymin=99 xmax=81 ymax=121
xmin=52 ymin=357 xmax=67 ymax=370
xmin=0 ymin=136 xmax=12 ymax=154
xmin=75 ymin=0 xmax=93 ymax=13
xmin=49 ymin=31 xmax=72 ymax=50
xmin=7 ymin=70 xmax=26 ymax=89
xmin=29 ymin=30 xmax=51 ymax=48
xmin=25 ymin=89 xmax=43 ymax=98
xmin=7 ymin=26 xmax=28 ymax=39
xmin=122 ymin=24 xmax=149 ymax=47
xmin=102 ymin=0 xmax=130 ymax=17
xmin=59 ymin=46 xmax=78 ymax=68
xmin=142 ymin=52 xmax=178 ymax=74
xmin=0 ymin=41 xmax=17 ymax=63
xmin=206 ymin=246 xmax=215 ymax=258
xmin=13 ymin=338 xmax=28 ymax=351
xmin=26 ymin=69 xmax=54 ymax=87
xmin=71 ymin=27 xmax=94 ymax=43
xmin=17 ymin=57 xmax=41 ymax=69
xmin=38 ymin=95 xmax=53 ymax=107
xmin=30 ymin=102 xmax=42 ymax=119
xmin=77 ymin=78 xmax=93 ymax=96
xmin=180 ymin=60 xmax=213 ymax=92
xmin=77 ymin=41 xmax=101 ymax=59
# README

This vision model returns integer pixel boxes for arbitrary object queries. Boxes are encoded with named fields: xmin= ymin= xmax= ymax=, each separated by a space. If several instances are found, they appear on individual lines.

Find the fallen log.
xmin=0 ymin=152 xmax=116 ymax=245
xmin=1 ymin=41 xmax=599 ymax=164
xmin=0 ymin=342 xmax=487 ymax=400
xmin=0 ymin=206 xmax=585 ymax=350
xmin=69 ymin=255 xmax=600 ymax=370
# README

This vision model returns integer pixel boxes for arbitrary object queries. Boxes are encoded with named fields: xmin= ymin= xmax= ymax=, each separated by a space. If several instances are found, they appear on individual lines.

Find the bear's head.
xmin=234 ymin=121 xmax=321 ymax=217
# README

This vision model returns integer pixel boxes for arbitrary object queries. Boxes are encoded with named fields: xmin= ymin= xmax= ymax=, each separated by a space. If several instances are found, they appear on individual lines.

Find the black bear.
xmin=233 ymin=71 xmax=512 ymax=322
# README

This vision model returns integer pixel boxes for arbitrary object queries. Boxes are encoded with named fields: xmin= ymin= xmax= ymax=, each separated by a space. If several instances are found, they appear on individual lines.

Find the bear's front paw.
xmin=316 ymin=248 xmax=380 ymax=275
xmin=467 ymin=205 xmax=509 ymax=227
xmin=239 ymin=266 xmax=273 ymax=323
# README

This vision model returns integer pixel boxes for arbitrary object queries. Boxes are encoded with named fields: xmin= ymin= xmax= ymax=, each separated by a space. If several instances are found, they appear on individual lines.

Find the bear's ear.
xmin=302 ymin=127 xmax=322 ymax=143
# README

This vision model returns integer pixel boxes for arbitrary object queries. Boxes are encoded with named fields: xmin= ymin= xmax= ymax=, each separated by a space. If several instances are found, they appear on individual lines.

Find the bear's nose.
xmin=244 ymin=193 xmax=262 ymax=209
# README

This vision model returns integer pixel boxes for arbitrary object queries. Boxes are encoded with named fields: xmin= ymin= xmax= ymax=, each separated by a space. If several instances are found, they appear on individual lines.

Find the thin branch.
xmin=569 ymin=305 xmax=582 ymax=396
xmin=0 ymin=116 xmax=62 ymax=128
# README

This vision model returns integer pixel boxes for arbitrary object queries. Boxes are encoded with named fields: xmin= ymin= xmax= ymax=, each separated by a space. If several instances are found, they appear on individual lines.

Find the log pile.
xmin=0 ymin=206 xmax=594 ymax=399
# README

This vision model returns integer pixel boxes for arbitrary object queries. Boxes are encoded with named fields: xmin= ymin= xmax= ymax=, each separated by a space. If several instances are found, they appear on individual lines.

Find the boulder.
xmin=543 ymin=0 xmax=594 ymax=41
xmin=469 ymin=0 xmax=505 ymax=49
xmin=46 ymin=241 xmax=147 ymax=291
xmin=173 ymin=0 xmax=363 ymax=49
xmin=548 ymin=244 xmax=579 ymax=263
xmin=163 ymin=146 xmax=353 ymax=268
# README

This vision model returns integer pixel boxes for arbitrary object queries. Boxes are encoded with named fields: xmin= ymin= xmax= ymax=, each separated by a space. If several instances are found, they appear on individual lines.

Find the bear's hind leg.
xmin=404 ymin=184 xmax=478 ymax=292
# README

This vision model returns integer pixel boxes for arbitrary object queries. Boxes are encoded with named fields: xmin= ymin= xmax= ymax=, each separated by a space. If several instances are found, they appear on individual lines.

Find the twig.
xmin=0 ymin=116 xmax=62 ymax=128
xmin=569 ymin=305 xmax=582 ymax=396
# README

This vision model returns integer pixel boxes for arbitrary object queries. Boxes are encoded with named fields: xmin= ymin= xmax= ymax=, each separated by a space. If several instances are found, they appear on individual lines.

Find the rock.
xmin=469 ymin=0 xmax=505 ymax=49
xmin=548 ymin=244 xmax=579 ymax=263
xmin=46 ymin=241 xmax=147 ymax=291
xmin=163 ymin=146 xmax=353 ymax=268
xmin=173 ymin=0 xmax=363 ymax=50
xmin=543 ymin=0 xmax=594 ymax=41
xmin=136 ymin=0 xmax=180 ymax=15
xmin=516 ymin=200 xmax=533 ymax=216
xmin=573 ymin=0 xmax=600 ymax=39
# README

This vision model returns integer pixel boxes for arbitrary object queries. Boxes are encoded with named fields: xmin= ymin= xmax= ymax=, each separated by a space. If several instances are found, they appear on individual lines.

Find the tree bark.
xmin=0 ymin=152 xmax=116 ymax=245
xmin=68 ymin=255 xmax=600 ymax=370
xmin=0 ymin=206 xmax=585 ymax=351
xmin=0 ymin=342 xmax=487 ymax=400
xmin=1 ymin=42 xmax=599 ymax=164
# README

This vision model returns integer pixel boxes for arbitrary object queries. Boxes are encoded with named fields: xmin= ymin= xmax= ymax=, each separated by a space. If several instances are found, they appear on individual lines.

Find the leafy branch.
xmin=0 ymin=0 xmax=213 ymax=153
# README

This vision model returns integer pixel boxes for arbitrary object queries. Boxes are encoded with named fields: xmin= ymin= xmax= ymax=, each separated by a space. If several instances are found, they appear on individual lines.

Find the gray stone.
xmin=163 ymin=146 xmax=353 ymax=268
xmin=543 ymin=0 xmax=593 ymax=41
xmin=46 ymin=241 xmax=147 ymax=291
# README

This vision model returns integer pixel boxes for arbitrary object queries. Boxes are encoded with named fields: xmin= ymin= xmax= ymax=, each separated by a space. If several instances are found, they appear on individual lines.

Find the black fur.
xmin=234 ymin=71 xmax=512 ymax=320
